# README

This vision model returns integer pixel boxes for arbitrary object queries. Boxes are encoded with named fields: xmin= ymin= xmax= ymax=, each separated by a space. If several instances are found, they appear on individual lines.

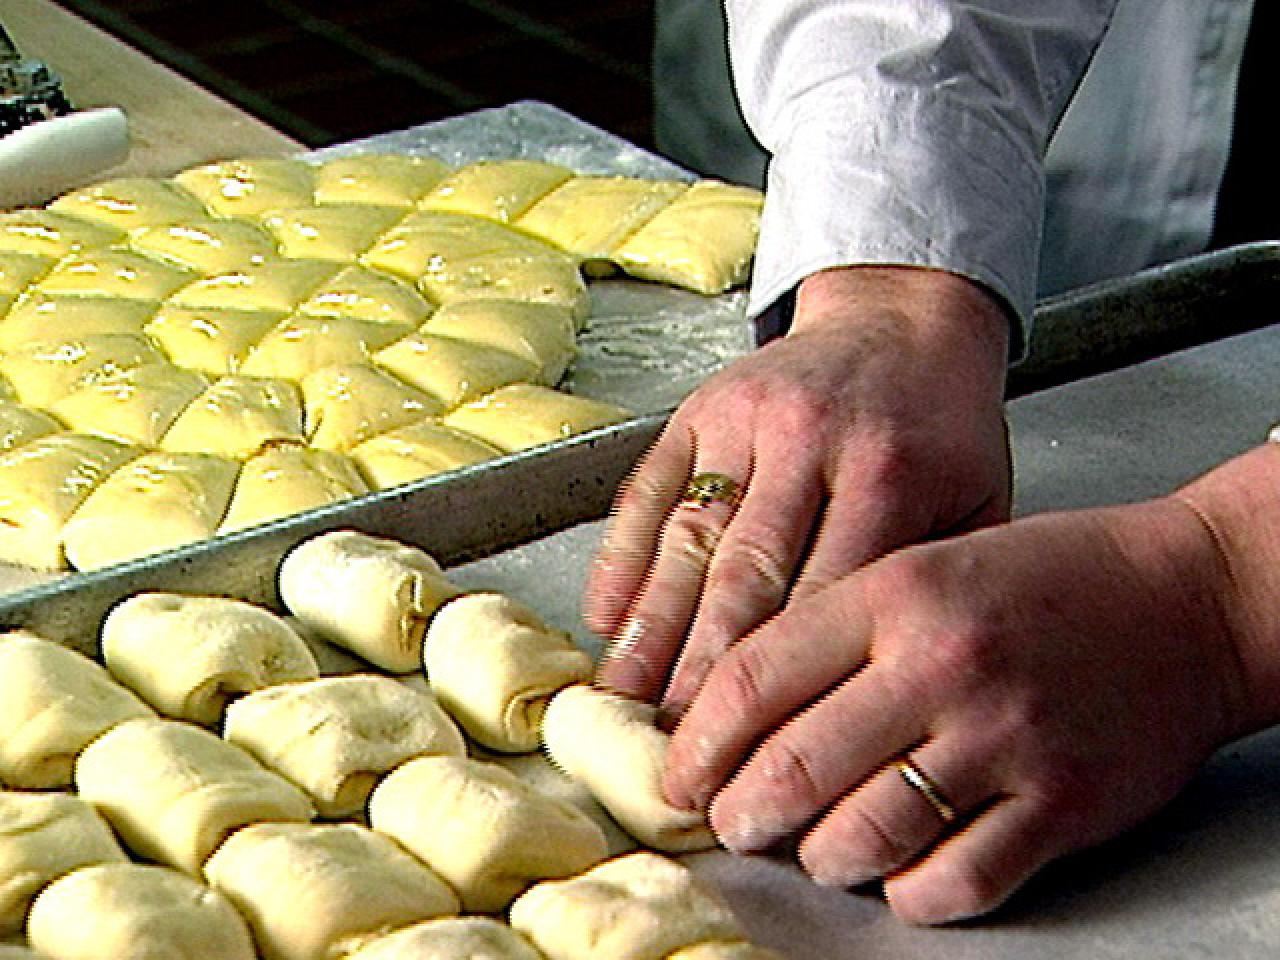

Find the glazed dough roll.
xmin=422 ymin=592 xmax=591 ymax=753
xmin=667 ymin=943 xmax=787 ymax=960
xmin=203 ymin=822 xmax=460 ymax=960
xmin=223 ymin=674 xmax=465 ymax=818
xmin=0 ymin=790 xmax=127 ymax=935
xmin=541 ymin=684 xmax=715 ymax=853
xmin=100 ymin=592 xmax=320 ymax=727
xmin=508 ymin=852 xmax=744 ymax=960
xmin=0 ymin=631 xmax=153 ymax=789
xmin=344 ymin=916 xmax=545 ymax=960
xmin=278 ymin=530 xmax=461 ymax=673
xmin=368 ymin=755 xmax=608 ymax=913
xmin=75 ymin=717 xmax=314 ymax=874
xmin=27 ymin=863 xmax=255 ymax=960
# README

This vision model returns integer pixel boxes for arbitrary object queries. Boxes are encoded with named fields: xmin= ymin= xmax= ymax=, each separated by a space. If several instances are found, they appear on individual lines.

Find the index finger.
xmin=663 ymin=578 xmax=875 ymax=812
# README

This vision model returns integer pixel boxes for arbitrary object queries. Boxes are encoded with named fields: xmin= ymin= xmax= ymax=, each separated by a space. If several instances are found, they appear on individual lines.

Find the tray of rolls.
xmin=0 ymin=100 xmax=759 ymax=595
xmin=0 ymin=526 xmax=786 ymax=959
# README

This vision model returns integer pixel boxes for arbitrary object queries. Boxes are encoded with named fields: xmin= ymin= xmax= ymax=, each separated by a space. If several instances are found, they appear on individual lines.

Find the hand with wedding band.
xmin=586 ymin=265 xmax=1012 ymax=714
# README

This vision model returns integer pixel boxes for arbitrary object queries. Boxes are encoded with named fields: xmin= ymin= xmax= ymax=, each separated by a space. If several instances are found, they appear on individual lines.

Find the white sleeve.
xmin=727 ymin=0 xmax=1119 ymax=339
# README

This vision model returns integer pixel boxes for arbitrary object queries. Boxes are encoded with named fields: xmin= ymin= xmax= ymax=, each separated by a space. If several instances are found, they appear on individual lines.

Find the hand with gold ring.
xmin=585 ymin=266 xmax=1012 ymax=713
xmin=660 ymin=462 xmax=1280 ymax=925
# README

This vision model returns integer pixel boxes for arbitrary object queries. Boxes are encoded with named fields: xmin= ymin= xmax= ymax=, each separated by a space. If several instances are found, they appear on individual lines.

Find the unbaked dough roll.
xmin=507 ymin=851 xmax=744 ymax=960
xmin=667 ymin=943 xmax=787 ymax=960
xmin=203 ymin=822 xmax=460 ymax=960
xmin=160 ymin=375 xmax=305 ymax=458
xmin=541 ymin=684 xmax=715 ymax=853
xmin=223 ymin=674 xmax=465 ymax=818
xmin=440 ymin=384 xmax=630 ymax=454
xmin=348 ymin=419 xmax=502 ymax=490
xmin=127 ymin=218 xmax=278 ymax=275
xmin=75 ymin=717 xmax=314 ymax=874
xmin=218 ymin=442 xmax=370 ymax=534
xmin=173 ymin=156 xmax=316 ymax=219
xmin=0 ymin=790 xmax=127 ymax=935
xmin=48 ymin=177 xmax=209 ymax=230
xmin=0 ymin=631 xmax=153 ymax=789
xmin=368 ymin=755 xmax=608 ymax=913
xmin=100 ymin=592 xmax=320 ymax=727
xmin=300 ymin=363 xmax=441 ymax=453
xmin=343 ymin=916 xmax=545 ymax=960
xmin=278 ymin=530 xmax=461 ymax=673
xmin=313 ymin=153 xmax=452 ymax=208
xmin=27 ymin=863 xmax=255 ymax=960
xmin=421 ymin=300 xmax=577 ymax=385
xmin=417 ymin=159 xmax=573 ymax=223
xmin=0 ymin=399 xmax=60 ymax=453
xmin=421 ymin=592 xmax=591 ymax=753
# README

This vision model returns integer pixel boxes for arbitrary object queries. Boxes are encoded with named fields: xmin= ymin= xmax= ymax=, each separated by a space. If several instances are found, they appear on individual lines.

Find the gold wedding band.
xmin=680 ymin=472 xmax=742 ymax=509
xmin=896 ymin=756 xmax=957 ymax=824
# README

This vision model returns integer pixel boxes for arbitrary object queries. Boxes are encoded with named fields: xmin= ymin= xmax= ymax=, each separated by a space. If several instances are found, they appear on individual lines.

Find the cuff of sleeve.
xmin=746 ymin=85 xmax=1045 ymax=359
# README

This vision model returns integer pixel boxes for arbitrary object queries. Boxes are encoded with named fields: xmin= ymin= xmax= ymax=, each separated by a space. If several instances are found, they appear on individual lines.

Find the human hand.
xmin=585 ymin=266 xmax=1012 ymax=715
xmin=661 ymin=495 xmax=1247 ymax=924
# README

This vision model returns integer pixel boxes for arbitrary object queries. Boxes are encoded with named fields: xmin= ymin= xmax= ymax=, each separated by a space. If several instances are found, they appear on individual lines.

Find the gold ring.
xmin=896 ymin=756 xmax=957 ymax=824
xmin=680 ymin=472 xmax=742 ymax=510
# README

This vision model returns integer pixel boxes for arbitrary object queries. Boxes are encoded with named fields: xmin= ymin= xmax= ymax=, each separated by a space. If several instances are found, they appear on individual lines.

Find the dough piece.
xmin=278 ymin=530 xmax=461 ymax=673
xmin=144 ymin=304 xmax=284 ymax=374
xmin=219 ymin=441 xmax=369 ymax=533
xmin=61 ymin=451 xmax=240 ymax=570
xmin=0 ymin=790 xmax=128 ymax=935
xmin=0 ymin=400 xmax=60 ymax=452
xmin=0 ymin=631 xmax=153 ymax=789
xmin=160 ymin=375 xmax=304 ymax=458
xmin=368 ymin=755 xmax=608 ymax=912
xmin=373 ymin=333 xmax=538 ymax=410
xmin=168 ymin=259 xmax=337 ymax=314
xmin=507 ymin=851 xmax=744 ymax=960
xmin=343 ymin=916 xmax=544 ymax=960
xmin=313 ymin=153 xmax=451 ymax=208
xmin=75 ymin=717 xmax=314 ymax=873
xmin=27 ymin=863 xmax=255 ymax=960
xmin=0 ymin=334 xmax=166 ymax=407
xmin=349 ymin=419 xmax=502 ymax=490
xmin=204 ymin=822 xmax=459 ymax=960
xmin=361 ymin=211 xmax=588 ymax=320
xmin=49 ymin=363 xmax=209 ymax=445
xmin=261 ymin=204 xmax=404 ymax=262
xmin=667 ymin=943 xmax=787 ymax=960
xmin=0 ymin=295 xmax=156 ymax=350
xmin=173 ymin=156 xmax=316 ymax=218
xmin=418 ymin=159 xmax=573 ymax=223
xmin=128 ymin=219 xmax=278 ymax=275
xmin=224 ymin=674 xmax=464 ymax=817
xmin=0 ymin=434 xmax=139 ymax=571
xmin=100 ymin=592 xmax=319 ymax=726
xmin=48 ymin=177 xmax=209 ymax=231
xmin=297 ymin=263 xmax=435 ymax=328
xmin=240 ymin=314 xmax=413 ymax=381
xmin=301 ymin=363 xmax=439 ymax=452
xmin=422 ymin=299 xmax=577 ymax=384
xmin=422 ymin=592 xmax=591 ymax=753
xmin=441 ymin=384 xmax=630 ymax=454
xmin=0 ymin=251 xmax=53 ymax=294
xmin=541 ymin=684 xmax=715 ymax=853
xmin=612 ymin=180 xmax=763 ymax=295
xmin=34 ymin=249 xmax=195 ymax=301
xmin=0 ymin=210 xmax=122 ymax=259
xmin=517 ymin=176 xmax=688 ymax=264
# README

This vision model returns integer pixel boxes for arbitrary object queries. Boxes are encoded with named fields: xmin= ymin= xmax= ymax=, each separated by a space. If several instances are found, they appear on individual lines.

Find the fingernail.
xmin=716 ymin=810 xmax=774 ymax=853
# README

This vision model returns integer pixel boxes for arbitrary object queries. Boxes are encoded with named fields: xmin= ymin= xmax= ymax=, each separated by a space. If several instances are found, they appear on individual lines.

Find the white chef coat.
xmin=654 ymin=0 xmax=1254 ymax=348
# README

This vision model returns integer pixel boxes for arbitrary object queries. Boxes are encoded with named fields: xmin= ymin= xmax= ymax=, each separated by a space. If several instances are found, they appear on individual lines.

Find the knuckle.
xmin=820 ymin=797 xmax=912 ymax=873
xmin=716 ymin=642 xmax=771 ymax=713
xmin=668 ymin=517 xmax=724 ymax=572
xmin=714 ymin=531 xmax=793 ymax=599
xmin=758 ymin=736 xmax=826 ymax=810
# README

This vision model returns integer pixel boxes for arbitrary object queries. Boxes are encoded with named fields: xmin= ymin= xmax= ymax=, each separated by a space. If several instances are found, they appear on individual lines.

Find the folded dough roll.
xmin=508 ymin=851 xmax=744 ymax=960
xmin=440 ymin=384 xmax=629 ymax=454
xmin=667 ymin=943 xmax=787 ymax=960
xmin=173 ymin=156 xmax=316 ymax=219
xmin=417 ymin=159 xmax=572 ymax=223
xmin=100 ymin=592 xmax=319 ymax=726
xmin=27 ymin=863 xmax=255 ymax=960
xmin=0 ymin=399 xmax=60 ymax=453
xmin=348 ymin=419 xmax=502 ymax=490
xmin=368 ymin=755 xmax=608 ymax=913
xmin=0 ymin=790 xmax=127 ymax=935
xmin=48 ymin=177 xmax=209 ymax=230
xmin=0 ymin=631 xmax=153 ymax=788
xmin=75 ymin=717 xmax=314 ymax=874
xmin=204 ymin=822 xmax=460 ymax=960
xmin=343 ymin=916 xmax=545 ymax=960
xmin=218 ymin=442 xmax=370 ymax=534
xmin=421 ymin=300 xmax=578 ymax=384
xmin=313 ymin=153 xmax=451 ymax=208
xmin=422 ymin=592 xmax=591 ymax=753
xmin=541 ymin=684 xmax=715 ymax=853
xmin=127 ymin=218 xmax=278 ymax=275
xmin=223 ymin=674 xmax=465 ymax=818
xmin=301 ymin=363 xmax=441 ymax=453
xmin=278 ymin=530 xmax=461 ymax=673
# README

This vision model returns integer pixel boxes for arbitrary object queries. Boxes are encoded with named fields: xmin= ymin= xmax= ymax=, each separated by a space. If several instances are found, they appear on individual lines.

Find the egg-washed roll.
xmin=343 ymin=916 xmax=545 ymax=960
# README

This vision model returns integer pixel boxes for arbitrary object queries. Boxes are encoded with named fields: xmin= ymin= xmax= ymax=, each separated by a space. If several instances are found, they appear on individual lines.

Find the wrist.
xmin=1171 ymin=442 xmax=1280 ymax=739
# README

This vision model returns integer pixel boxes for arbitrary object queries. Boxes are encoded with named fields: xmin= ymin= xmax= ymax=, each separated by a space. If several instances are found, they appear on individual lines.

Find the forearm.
xmin=1171 ymin=441 xmax=1280 ymax=739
